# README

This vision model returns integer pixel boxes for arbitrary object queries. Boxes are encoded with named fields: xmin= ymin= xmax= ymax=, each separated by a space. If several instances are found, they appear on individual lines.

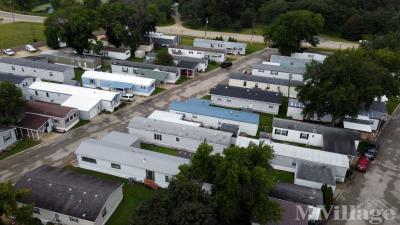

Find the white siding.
xmin=0 ymin=129 xmax=17 ymax=152
xmin=168 ymin=47 xmax=226 ymax=63
xmin=229 ymin=78 xmax=298 ymax=98
xmin=211 ymin=95 xmax=280 ymax=115
xmin=111 ymin=64 xmax=180 ymax=84
xmin=272 ymin=127 xmax=324 ymax=147
xmin=251 ymin=68 xmax=303 ymax=81
xmin=294 ymin=178 xmax=336 ymax=192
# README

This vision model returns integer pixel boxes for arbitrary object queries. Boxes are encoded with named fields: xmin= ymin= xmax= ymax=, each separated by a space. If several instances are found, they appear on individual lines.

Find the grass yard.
xmin=179 ymin=36 xmax=195 ymax=46
xmin=70 ymin=120 xmax=90 ymax=131
xmin=307 ymin=47 xmax=339 ymax=53
xmin=206 ymin=62 xmax=220 ymax=72
xmin=201 ymin=95 xmax=211 ymax=100
xmin=273 ymin=169 xmax=295 ymax=183
xmin=140 ymin=143 xmax=177 ymax=156
xmin=246 ymin=42 xmax=267 ymax=55
xmin=128 ymin=57 xmax=145 ymax=63
xmin=387 ymin=97 xmax=400 ymax=115
xmin=277 ymin=97 xmax=289 ymax=118
xmin=176 ymin=76 xmax=192 ymax=85
xmin=0 ymin=138 xmax=40 ymax=160
xmin=257 ymin=113 xmax=273 ymax=136
xmin=64 ymin=166 xmax=156 ymax=225
xmin=152 ymin=87 xmax=167 ymax=95
xmin=0 ymin=22 xmax=45 ymax=49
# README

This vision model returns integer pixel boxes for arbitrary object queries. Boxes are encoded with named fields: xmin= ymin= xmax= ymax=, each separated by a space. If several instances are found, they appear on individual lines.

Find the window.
xmin=192 ymin=115 xmax=198 ymax=119
xmin=90 ymin=79 xmax=95 ymax=84
xmin=122 ymin=67 xmax=128 ymax=73
xmin=54 ymin=213 xmax=61 ymax=223
xmin=3 ymin=132 xmax=12 ymax=143
xmin=102 ymin=208 xmax=107 ymax=217
xmin=268 ymin=105 xmax=274 ymax=109
xmin=33 ymin=207 xmax=40 ymax=214
xmin=217 ymin=98 xmax=222 ymax=101
xmin=46 ymin=92 xmax=49 ymax=97
xmin=270 ymin=71 xmax=278 ymax=75
xmin=111 ymin=163 xmax=121 ymax=169
xmin=274 ymin=129 xmax=288 ymax=136
xmin=258 ymin=69 xmax=264 ymax=73
xmin=53 ymin=119 xmax=59 ymax=124
xmin=255 ymin=83 xmax=258 ymax=88
xmin=189 ymin=51 xmax=193 ymax=54
xmin=21 ymin=67 xmax=24 ymax=72
xmin=243 ymin=81 xmax=247 ymax=87
xmin=292 ymin=161 xmax=297 ymax=167
xmin=176 ymin=137 xmax=180 ymax=142
xmin=69 ymin=217 xmax=79 ymax=223
xmin=227 ymin=99 xmax=232 ymax=102
xmin=11 ymin=66 xmax=15 ymax=70
xmin=154 ymin=133 xmax=162 ymax=140
xmin=146 ymin=170 xmax=155 ymax=180
xmin=81 ymin=156 xmax=96 ymax=164
xmin=165 ymin=175 xmax=170 ymax=183
xmin=49 ymin=72 xmax=53 ymax=76
xmin=300 ymin=133 xmax=309 ymax=140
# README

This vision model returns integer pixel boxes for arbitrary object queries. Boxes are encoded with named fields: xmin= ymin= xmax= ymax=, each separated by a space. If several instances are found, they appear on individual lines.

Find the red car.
xmin=357 ymin=157 xmax=370 ymax=172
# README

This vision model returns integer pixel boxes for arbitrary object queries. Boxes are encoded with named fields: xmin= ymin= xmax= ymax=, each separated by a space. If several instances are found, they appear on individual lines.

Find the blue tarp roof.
xmin=169 ymin=98 xmax=260 ymax=124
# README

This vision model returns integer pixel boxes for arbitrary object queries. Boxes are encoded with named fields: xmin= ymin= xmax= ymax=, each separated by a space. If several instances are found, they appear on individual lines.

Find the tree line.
xmin=178 ymin=0 xmax=400 ymax=40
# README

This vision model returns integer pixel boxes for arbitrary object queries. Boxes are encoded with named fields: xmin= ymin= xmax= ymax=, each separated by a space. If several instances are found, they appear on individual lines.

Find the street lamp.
xmin=9 ymin=0 xmax=15 ymax=24
xmin=288 ymin=74 xmax=293 ymax=98
xmin=205 ymin=17 xmax=209 ymax=39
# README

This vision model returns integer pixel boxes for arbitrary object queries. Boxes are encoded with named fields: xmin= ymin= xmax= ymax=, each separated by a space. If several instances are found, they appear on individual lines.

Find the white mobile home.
xmin=194 ymin=38 xmax=247 ymax=55
xmin=147 ymin=32 xmax=180 ymax=46
xmin=251 ymin=63 xmax=305 ymax=81
xmin=82 ymin=71 xmax=156 ymax=96
xmin=0 ymin=58 xmax=74 ymax=83
xmin=102 ymin=46 xmax=131 ymax=60
xmin=15 ymin=165 xmax=123 ymax=225
xmin=128 ymin=117 xmax=233 ymax=154
xmin=111 ymin=60 xmax=181 ymax=84
xmin=41 ymin=51 xmax=102 ymax=71
xmin=148 ymin=110 xmax=201 ymax=127
xmin=272 ymin=118 xmax=360 ymax=157
xmin=169 ymin=98 xmax=260 ymax=136
xmin=228 ymin=72 xmax=303 ymax=98
xmin=0 ymin=73 xmax=35 ymax=100
xmin=286 ymin=98 xmax=333 ymax=122
xmin=291 ymin=52 xmax=327 ymax=63
xmin=270 ymin=55 xmax=311 ymax=69
xmin=209 ymin=84 xmax=282 ymax=114
xmin=172 ymin=55 xmax=208 ymax=73
xmin=168 ymin=45 xmax=226 ymax=63
xmin=75 ymin=131 xmax=190 ymax=188
xmin=29 ymin=81 xmax=121 ymax=120
xmin=0 ymin=127 xmax=17 ymax=152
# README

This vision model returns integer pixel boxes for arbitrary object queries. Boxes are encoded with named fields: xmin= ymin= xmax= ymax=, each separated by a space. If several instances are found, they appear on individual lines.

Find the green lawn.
xmin=0 ymin=22 xmax=45 ymax=49
xmin=387 ymin=97 xmax=400 ymax=115
xmin=307 ymin=47 xmax=339 ymax=53
xmin=31 ymin=3 xmax=51 ymax=13
xmin=179 ymin=36 xmax=195 ymax=46
xmin=128 ymin=57 xmax=145 ymax=63
xmin=140 ymin=143 xmax=177 ymax=156
xmin=258 ymin=113 xmax=273 ymax=136
xmin=70 ymin=120 xmax=90 ymax=131
xmin=277 ymin=97 xmax=289 ymax=118
xmin=0 ymin=138 xmax=40 ymax=160
xmin=273 ymin=169 xmax=295 ymax=183
xmin=206 ymin=62 xmax=220 ymax=72
xmin=64 ymin=166 xmax=156 ymax=225
xmin=182 ymin=21 xmax=265 ymax=36
xmin=152 ymin=87 xmax=166 ymax=96
xmin=246 ymin=42 xmax=267 ymax=55
xmin=175 ymin=76 xmax=192 ymax=85
xmin=201 ymin=95 xmax=211 ymax=100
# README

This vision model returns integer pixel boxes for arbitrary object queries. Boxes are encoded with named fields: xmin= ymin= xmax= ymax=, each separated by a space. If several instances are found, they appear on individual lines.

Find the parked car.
xmin=363 ymin=143 xmax=380 ymax=160
xmin=220 ymin=60 xmax=233 ymax=69
xmin=2 ymin=49 xmax=15 ymax=56
xmin=121 ymin=93 xmax=135 ymax=102
xmin=357 ymin=157 xmax=370 ymax=172
xmin=25 ymin=45 xmax=37 ymax=53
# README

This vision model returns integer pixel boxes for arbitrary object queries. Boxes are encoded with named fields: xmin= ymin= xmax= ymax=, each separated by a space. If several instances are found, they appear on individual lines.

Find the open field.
xmin=0 ymin=22 xmax=45 ymax=49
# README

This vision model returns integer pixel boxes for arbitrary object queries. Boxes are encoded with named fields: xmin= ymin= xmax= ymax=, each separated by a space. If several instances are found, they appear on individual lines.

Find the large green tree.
xmin=133 ymin=179 xmax=217 ymax=225
xmin=154 ymin=48 xmax=174 ymax=66
xmin=297 ymin=49 xmax=400 ymax=124
xmin=264 ymin=10 xmax=324 ymax=55
xmin=0 ymin=82 xmax=25 ymax=126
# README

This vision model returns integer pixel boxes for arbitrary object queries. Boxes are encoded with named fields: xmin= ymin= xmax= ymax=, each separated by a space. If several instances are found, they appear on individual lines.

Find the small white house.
xmin=0 ymin=58 xmax=74 ymax=83
xmin=82 ymin=71 xmax=156 ymax=96
xmin=128 ymin=117 xmax=233 ymax=154
xmin=75 ymin=131 xmax=190 ymax=188
xmin=286 ymin=98 xmax=333 ymax=122
xmin=169 ymin=98 xmax=260 ymax=136
xmin=0 ymin=73 xmax=35 ymax=100
xmin=291 ymin=52 xmax=327 ymax=63
xmin=168 ymin=45 xmax=226 ymax=63
xmin=228 ymin=72 xmax=303 ymax=98
xmin=0 ymin=127 xmax=17 ymax=152
xmin=147 ymin=32 xmax=180 ymax=46
xmin=172 ymin=55 xmax=208 ymax=73
xmin=29 ymin=81 xmax=121 ymax=120
xmin=102 ymin=46 xmax=131 ymax=60
xmin=272 ymin=118 xmax=360 ymax=157
xmin=209 ymin=84 xmax=282 ymax=114
xmin=194 ymin=38 xmax=247 ymax=55
xmin=251 ymin=62 xmax=305 ymax=81
xmin=148 ymin=110 xmax=201 ymax=127
xmin=111 ymin=60 xmax=181 ymax=84
xmin=15 ymin=165 xmax=123 ymax=225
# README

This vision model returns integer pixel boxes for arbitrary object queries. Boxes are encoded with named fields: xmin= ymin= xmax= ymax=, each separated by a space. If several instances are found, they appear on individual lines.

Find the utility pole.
xmin=9 ymin=0 xmax=15 ymax=24
xmin=288 ymin=74 xmax=293 ymax=98
xmin=205 ymin=17 xmax=209 ymax=39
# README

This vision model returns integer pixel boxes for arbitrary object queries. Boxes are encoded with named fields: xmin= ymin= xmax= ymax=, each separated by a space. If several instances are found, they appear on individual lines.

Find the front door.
xmin=146 ymin=170 xmax=155 ymax=181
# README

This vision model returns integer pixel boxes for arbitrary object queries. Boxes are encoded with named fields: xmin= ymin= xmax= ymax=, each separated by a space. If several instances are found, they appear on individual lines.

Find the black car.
xmin=363 ymin=143 xmax=380 ymax=160
xmin=220 ymin=60 xmax=233 ymax=69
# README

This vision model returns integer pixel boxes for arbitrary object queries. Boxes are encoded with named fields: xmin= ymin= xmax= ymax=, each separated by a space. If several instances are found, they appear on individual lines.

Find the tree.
xmin=264 ymin=10 xmax=324 ymax=55
xmin=341 ymin=14 xmax=365 ymax=40
xmin=0 ymin=181 xmax=38 ymax=225
xmin=321 ymin=184 xmax=334 ymax=213
xmin=44 ymin=6 xmax=98 ymax=54
xmin=154 ymin=48 xmax=174 ymax=66
xmin=49 ymin=0 xmax=76 ymax=10
xmin=83 ymin=0 xmax=101 ymax=9
xmin=296 ymin=49 xmax=399 ymax=124
xmin=133 ymin=179 xmax=217 ymax=225
xmin=260 ymin=0 xmax=289 ymax=24
xmin=0 ymin=82 xmax=25 ymax=126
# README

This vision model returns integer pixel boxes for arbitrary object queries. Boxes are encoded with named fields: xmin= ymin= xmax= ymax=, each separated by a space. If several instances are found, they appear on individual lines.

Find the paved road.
xmin=0 ymin=48 xmax=278 ymax=183
xmin=328 ymin=109 xmax=400 ymax=225
xmin=0 ymin=10 xmax=358 ymax=50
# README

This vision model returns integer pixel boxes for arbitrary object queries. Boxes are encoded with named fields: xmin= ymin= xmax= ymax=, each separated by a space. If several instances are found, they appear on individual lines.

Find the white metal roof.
xmin=149 ymin=32 xmax=177 ymax=40
xmin=61 ymin=95 xmax=101 ymax=111
xmin=235 ymin=137 xmax=349 ymax=168
xmin=82 ymin=71 xmax=155 ymax=86
xmin=148 ymin=110 xmax=201 ymax=127
xmin=29 ymin=81 xmax=119 ymax=101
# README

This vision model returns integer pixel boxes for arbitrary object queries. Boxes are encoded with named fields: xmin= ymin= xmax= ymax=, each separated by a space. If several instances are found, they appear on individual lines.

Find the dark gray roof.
xmin=0 ymin=73 xmax=32 ymax=84
xmin=229 ymin=72 xmax=304 ymax=87
xmin=359 ymin=101 xmax=388 ymax=119
xmin=112 ymin=60 xmax=180 ymax=73
xmin=220 ymin=123 xmax=240 ymax=137
xmin=173 ymin=55 xmax=208 ymax=63
xmin=176 ymin=61 xmax=198 ymax=70
xmin=0 ymin=58 xmax=71 ymax=72
xmin=15 ymin=165 xmax=122 ymax=222
xmin=209 ymin=84 xmax=282 ymax=104
xmin=170 ymin=45 xmax=226 ymax=54
xmin=296 ymin=162 xmax=336 ymax=185
xmin=273 ymin=118 xmax=359 ymax=156
xmin=22 ymin=56 xmax=47 ymax=62
xmin=267 ymin=198 xmax=309 ymax=225
xmin=252 ymin=63 xmax=305 ymax=75
xmin=271 ymin=182 xmax=323 ymax=206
